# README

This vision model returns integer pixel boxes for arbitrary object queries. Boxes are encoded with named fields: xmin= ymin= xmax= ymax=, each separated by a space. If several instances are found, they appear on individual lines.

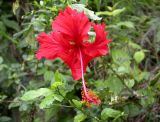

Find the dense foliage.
xmin=0 ymin=0 xmax=160 ymax=122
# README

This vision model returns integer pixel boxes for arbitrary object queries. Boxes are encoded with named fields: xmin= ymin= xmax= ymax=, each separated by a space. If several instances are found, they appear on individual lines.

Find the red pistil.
xmin=81 ymin=88 xmax=101 ymax=106
xmin=79 ymin=48 xmax=101 ymax=106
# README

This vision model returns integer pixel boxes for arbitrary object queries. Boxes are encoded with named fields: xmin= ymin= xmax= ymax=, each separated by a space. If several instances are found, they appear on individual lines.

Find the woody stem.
xmin=79 ymin=48 xmax=89 ymax=98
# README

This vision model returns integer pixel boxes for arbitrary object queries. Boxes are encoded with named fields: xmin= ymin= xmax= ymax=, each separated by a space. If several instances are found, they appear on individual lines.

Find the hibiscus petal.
xmin=83 ymin=23 xmax=111 ymax=58
xmin=57 ymin=47 xmax=90 ymax=80
xmin=36 ymin=32 xmax=84 ymax=80
xmin=58 ymin=48 xmax=82 ymax=80
xmin=36 ymin=32 xmax=70 ymax=60
xmin=52 ymin=7 xmax=91 ymax=44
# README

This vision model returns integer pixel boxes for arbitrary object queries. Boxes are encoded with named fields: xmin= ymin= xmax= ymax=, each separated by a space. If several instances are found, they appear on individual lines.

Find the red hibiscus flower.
xmin=36 ymin=7 xmax=111 ymax=106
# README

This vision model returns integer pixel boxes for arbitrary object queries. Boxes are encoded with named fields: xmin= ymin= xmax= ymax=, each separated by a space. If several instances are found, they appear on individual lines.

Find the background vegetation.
xmin=0 ymin=0 xmax=160 ymax=122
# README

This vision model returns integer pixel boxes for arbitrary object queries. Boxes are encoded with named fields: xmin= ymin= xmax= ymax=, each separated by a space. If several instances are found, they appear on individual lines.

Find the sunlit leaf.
xmin=134 ymin=51 xmax=145 ymax=63
xmin=96 ymin=8 xmax=125 ymax=16
xmin=21 ymin=88 xmax=53 ymax=101
xmin=72 ymin=99 xmax=82 ymax=108
xmin=12 ymin=0 xmax=20 ymax=15
xmin=39 ymin=95 xmax=55 ymax=109
xmin=128 ymin=41 xmax=141 ymax=49
xmin=74 ymin=112 xmax=87 ymax=122
xmin=125 ymin=79 xmax=135 ymax=88
xmin=111 ymin=50 xmax=131 ymax=66
xmin=117 ymin=21 xmax=135 ymax=28
xmin=0 ymin=56 xmax=3 ymax=64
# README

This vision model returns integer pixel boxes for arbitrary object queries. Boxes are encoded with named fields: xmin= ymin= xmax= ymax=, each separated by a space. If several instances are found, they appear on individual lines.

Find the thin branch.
xmin=44 ymin=104 xmax=74 ymax=108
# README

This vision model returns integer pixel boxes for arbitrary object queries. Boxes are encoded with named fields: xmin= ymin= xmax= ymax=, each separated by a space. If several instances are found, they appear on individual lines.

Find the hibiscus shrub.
xmin=0 ymin=0 xmax=160 ymax=122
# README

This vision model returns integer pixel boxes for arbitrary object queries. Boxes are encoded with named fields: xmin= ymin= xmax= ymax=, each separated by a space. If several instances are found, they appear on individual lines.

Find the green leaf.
xmin=51 ymin=82 xmax=63 ymax=89
xmin=101 ymin=108 xmax=122 ymax=120
xmin=50 ymin=71 xmax=64 ymax=89
xmin=0 ymin=56 xmax=3 ymax=64
xmin=111 ymin=50 xmax=131 ymax=66
xmin=13 ymin=28 xmax=29 ymax=38
xmin=0 ymin=95 xmax=7 ymax=103
xmin=71 ymin=4 xmax=101 ymax=20
xmin=124 ymin=103 xmax=140 ymax=117
xmin=21 ymin=88 xmax=52 ymax=101
xmin=39 ymin=95 xmax=55 ymax=109
xmin=79 ymin=0 xmax=88 ymax=5
xmin=117 ymin=21 xmax=134 ymax=28
xmin=74 ymin=112 xmax=87 ymax=122
xmin=134 ymin=51 xmax=145 ymax=63
xmin=0 ymin=29 xmax=17 ymax=44
xmin=96 ymin=8 xmax=125 ymax=16
xmin=44 ymin=70 xmax=54 ymax=81
xmin=128 ymin=41 xmax=141 ymax=49
xmin=54 ymin=94 xmax=63 ymax=102
xmin=1 ymin=16 xmax=20 ymax=31
xmin=106 ymin=76 xmax=124 ymax=94
xmin=0 ymin=64 xmax=7 ymax=71
xmin=12 ymin=0 xmax=20 ymax=15
xmin=131 ymin=66 xmax=149 ymax=82
xmin=32 ymin=17 xmax=46 ymax=32
xmin=117 ymin=66 xmax=129 ymax=74
xmin=8 ymin=98 xmax=21 ymax=109
xmin=72 ymin=99 xmax=82 ymax=108
xmin=138 ymin=87 xmax=155 ymax=107
xmin=25 ymin=29 xmax=36 ymax=48
xmin=125 ymin=79 xmax=135 ymax=88
xmin=0 ymin=21 xmax=6 ymax=32
xmin=39 ymin=94 xmax=63 ymax=109
xmin=19 ymin=103 xmax=28 ymax=111
xmin=54 ymin=70 xmax=63 ymax=82
xmin=0 ymin=116 xmax=11 ymax=122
